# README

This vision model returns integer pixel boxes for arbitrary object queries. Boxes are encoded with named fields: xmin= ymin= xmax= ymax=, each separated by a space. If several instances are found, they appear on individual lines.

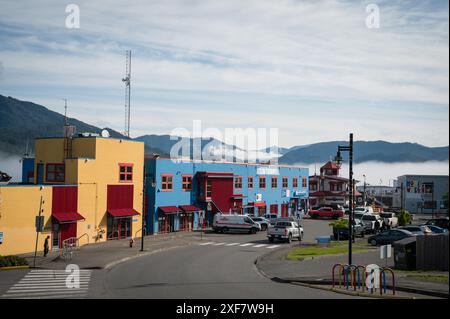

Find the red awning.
xmin=159 ymin=206 xmax=181 ymax=214
xmin=52 ymin=212 xmax=85 ymax=223
xmin=248 ymin=201 xmax=266 ymax=207
xmin=179 ymin=205 xmax=202 ymax=212
xmin=108 ymin=208 xmax=140 ymax=218
xmin=197 ymin=172 xmax=234 ymax=178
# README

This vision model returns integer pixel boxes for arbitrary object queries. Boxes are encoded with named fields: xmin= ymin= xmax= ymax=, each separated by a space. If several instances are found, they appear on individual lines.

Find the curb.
xmin=0 ymin=265 xmax=30 ymax=271
xmin=254 ymin=255 xmax=448 ymax=299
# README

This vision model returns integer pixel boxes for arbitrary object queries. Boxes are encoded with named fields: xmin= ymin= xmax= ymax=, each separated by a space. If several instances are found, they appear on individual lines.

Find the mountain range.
xmin=0 ymin=94 xmax=448 ymax=164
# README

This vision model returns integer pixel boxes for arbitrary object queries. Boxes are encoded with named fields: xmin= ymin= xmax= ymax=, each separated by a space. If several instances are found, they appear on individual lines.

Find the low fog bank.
xmin=0 ymin=151 xmax=22 ymax=182
xmin=301 ymin=161 xmax=449 ymax=186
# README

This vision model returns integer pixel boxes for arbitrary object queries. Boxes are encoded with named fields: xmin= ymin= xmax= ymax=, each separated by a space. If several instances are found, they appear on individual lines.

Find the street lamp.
xmin=334 ymin=133 xmax=354 ymax=265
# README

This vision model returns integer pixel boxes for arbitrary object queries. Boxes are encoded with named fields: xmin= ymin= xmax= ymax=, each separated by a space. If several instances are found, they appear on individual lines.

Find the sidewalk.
xmin=256 ymin=244 xmax=449 ymax=299
xmin=20 ymin=231 xmax=205 ymax=270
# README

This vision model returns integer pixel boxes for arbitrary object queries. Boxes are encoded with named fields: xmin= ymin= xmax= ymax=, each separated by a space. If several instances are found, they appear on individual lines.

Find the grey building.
xmin=393 ymin=175 xmax=449 ymax=214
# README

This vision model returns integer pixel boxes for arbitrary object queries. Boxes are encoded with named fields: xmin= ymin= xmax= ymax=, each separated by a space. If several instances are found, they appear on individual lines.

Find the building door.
xmin=52 ymin=222 xmax=60 ymax=249
xmin=59 ymin=222 xmax=77 ymax=248
xmin=37 ymin=164 xmax=44 ymax=184
xmin=281 ymin=204 xmax=289 ymax=217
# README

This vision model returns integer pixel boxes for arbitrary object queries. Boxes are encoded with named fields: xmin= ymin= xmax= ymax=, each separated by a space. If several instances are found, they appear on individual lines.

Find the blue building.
xmin=144 ymin=157 xmax=309 ymax=234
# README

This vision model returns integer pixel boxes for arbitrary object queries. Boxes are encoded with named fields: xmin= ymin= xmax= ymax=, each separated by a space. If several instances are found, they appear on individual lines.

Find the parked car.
xmin=380 ymin=212 xmax=398 ymax=228
xmin=267 ymin=221 xmax=303 ymax=243
xmin=309 ymin=207 xmax=344 ymax=219
xmin=332 ymin=219 xmax=365 ymax=240
xmin=368 ymin=229 xmax=415 ymax=246
xmin=252 ymin=217 xmax=270 ymax=231
xmin=213 ymin=213 xmax=260 ymax=234
xmin=355 ymin=206 xmax=375 ymax=214
xmin=360 ymin=213 xmax=382 ymax=234
xmin=424 ymin=225 xmax=448 ymax=234
xmin=425 ymin=218 xmax=449 ymax=230
xmin=399 ymin=225 xmax=433 ymax=235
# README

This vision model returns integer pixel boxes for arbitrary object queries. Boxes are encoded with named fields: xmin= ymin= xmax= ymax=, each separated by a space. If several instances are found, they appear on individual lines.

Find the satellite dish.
xmin=101 ymin=129 xmax=110 ymax=138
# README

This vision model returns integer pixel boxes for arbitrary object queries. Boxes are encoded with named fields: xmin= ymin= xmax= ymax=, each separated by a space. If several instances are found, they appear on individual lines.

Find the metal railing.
xmin=332 ymin=263 xmax=396 ymax=295
xmin=60 ymin=233 xmax=89 ymax=261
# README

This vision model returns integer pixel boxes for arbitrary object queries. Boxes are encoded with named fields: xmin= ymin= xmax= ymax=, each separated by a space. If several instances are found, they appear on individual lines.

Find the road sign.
xmin=380 ymin=244 xmax=392 ymax=259
xmin=35 ymin=216 xmax=44 ymax=232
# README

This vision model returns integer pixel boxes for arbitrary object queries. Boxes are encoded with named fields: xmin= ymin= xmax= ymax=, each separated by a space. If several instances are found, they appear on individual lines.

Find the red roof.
xmin=321 ymin=161 xmax=339 ymax=170
xmin=159 ymin=206 xmax=181 ymax=214
xmin=108 ymin=208 xmax=140 ymax=217
xmin=52 ymin=212 xmax=85 ymax=223
xmin=179 ymin=205 xmax=202 ymax=212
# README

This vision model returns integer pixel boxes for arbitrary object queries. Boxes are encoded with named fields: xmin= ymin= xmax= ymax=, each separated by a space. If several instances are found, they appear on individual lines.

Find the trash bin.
xmin=393 ymin=237 xmax=416 ymax=270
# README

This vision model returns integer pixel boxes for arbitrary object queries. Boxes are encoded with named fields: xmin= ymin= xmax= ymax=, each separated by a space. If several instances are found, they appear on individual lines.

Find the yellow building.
xmin=0 ymin=136 xmax=144 ymax=256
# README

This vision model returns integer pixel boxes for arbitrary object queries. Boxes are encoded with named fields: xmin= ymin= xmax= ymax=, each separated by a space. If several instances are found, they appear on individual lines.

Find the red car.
xmin=309 ymin=207 xmax=344 ymax=219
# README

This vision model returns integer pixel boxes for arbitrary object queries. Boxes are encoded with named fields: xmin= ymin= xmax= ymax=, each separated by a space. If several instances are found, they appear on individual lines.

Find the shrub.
xmin=0 ymin=255 xmax=29 ymax=267
xmin=329 ymin=218 xmax=349 ymax=229
xmin=396 ymin=209 xmax=412 ymax=226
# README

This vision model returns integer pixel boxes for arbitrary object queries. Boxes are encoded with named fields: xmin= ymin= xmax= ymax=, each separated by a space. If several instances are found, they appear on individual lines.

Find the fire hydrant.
xmin=129 ymin=238 xmax=134 ymax=248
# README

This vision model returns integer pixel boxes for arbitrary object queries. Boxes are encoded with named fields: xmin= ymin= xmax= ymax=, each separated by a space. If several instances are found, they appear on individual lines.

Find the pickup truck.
xmin=309 ymin=207 xmax=344 ymax=220
xmin=380 ymin=212 xmax=398 ymax=228
xmin=267 ymin=221 xmax=303 ymax=243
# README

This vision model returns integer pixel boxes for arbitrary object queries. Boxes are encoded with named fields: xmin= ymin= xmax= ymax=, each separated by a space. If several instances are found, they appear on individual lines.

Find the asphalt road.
xmin=0 ymin=219 xmax=361 ymax=299
xmin=88 ymin=220 xmax=358 ymax=299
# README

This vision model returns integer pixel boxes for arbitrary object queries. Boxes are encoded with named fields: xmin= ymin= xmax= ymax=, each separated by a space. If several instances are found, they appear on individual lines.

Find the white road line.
xmin=212 ymin=242 xmax=227 ymax=246
xmin=225 ymin=243 xmax=240 ymax=246
xmin=239 ymin=243 xmax=254 ymax=247
xmin=266 ymin=245 xmax=279 ymax=249
xmin=199 ymin=242 xmax=214 ymax=246
xmin=253 ymin=244 xmax=268 ymax=248
xmin=3 ymin=291 xmax=87 ymax=298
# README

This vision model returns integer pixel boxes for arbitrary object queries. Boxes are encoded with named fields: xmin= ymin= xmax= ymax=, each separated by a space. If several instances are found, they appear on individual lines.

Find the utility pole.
xmin=33 ymin=196 xmax=44 ymax=268
xmin=335 ymin=133 xmax=354 ymax=265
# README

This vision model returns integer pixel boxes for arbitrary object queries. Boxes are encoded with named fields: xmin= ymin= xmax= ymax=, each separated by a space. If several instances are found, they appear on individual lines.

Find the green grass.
xmin=406 ymin=274 xmax=449 ymax=284
xmin=286 ymin=242 xmax=370 ymax=261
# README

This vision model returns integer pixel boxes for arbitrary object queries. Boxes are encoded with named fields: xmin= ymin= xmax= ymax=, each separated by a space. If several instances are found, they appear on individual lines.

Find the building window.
xmin=271 ymin=176 xmax=278 ymax=188
xmin=302 ymin=177 xmax=307 ymax=188
xmin=293 ymin=177 xmax=298 ymax=188
xmin=310 ymin=182 xmax=317 ymax=191
xmin=248 ymin=176 xmax=254 ymax=189
xmin=235 ymin=176 xmax=243 ymax=189
xmin=161 ymin=174 xmax=173 ymax=191
xmin=182 ymin=175 xmax=192 ymax=191
xmin=282 ymin=177 xmax=288 ymax=188
xmin=119 ymin=164 xmax=133 ymax=182
xmin=46 ymin=163 xmax=65 ymax=182
xmin=259 ymin=176 xmax=266 ymax=189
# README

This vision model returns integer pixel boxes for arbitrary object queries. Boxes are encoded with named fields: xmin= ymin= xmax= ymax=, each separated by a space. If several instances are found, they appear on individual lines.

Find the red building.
xmin=309 ymin=161 xmax=361 ymax=208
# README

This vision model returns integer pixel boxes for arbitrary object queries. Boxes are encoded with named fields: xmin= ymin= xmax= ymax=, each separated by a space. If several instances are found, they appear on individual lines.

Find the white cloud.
xmin=0 ymin=0 xmax=448 ymax=147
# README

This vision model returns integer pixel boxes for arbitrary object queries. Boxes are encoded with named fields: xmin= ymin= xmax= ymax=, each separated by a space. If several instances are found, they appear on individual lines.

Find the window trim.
xmin=119 ymin=163 xmax=134 ymax=183
xmin=282 ymin=176 xmax=288 ymax=189
xmin=248 ymin=176 xmax=254 ymax=189
xmin=302 ymin=177 xmax=307 ymax=188
xmin=259 ymin=176 xmax=266 ymax=189
xmin=161 ymin=174 xmax=174 ymax=192
xmin=293 ymin=177 xmax=298 ymax=188
xmin=182 ymin=174 xmax=193 ymax=192
xmin=45 ymin=163 xmax=65 ymax=183
xmin=234 ymin=176 xmax=243 ymax=190
xmin=271 ymin=176 xmax=278 ymax=189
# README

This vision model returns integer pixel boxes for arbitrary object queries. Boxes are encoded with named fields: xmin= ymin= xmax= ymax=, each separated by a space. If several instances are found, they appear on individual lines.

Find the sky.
xmin=0 ymin=0 xmax=448 ymax=148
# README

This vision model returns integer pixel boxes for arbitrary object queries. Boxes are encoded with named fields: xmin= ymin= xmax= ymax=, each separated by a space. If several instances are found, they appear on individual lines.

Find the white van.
xmin=213 ymin=213 xmax=261 ymax=234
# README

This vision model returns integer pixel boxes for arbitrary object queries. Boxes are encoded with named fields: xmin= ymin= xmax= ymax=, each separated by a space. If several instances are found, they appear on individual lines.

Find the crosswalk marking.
xmin=197 ymin=241 xmax=282 ymax=250
xmin=2 ymin=269 xmax=92 ymax=299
